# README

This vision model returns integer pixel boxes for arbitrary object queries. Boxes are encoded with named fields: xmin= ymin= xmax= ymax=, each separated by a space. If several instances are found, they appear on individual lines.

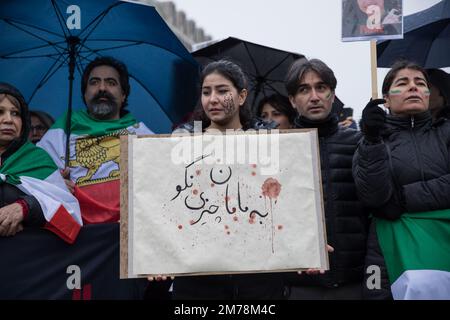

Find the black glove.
xmin=361 ymin=99 xmax=386 ymax=142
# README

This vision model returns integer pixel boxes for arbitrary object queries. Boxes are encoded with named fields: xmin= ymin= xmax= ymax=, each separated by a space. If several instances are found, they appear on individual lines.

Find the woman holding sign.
xmin=171 ymin=59 xmax=285 ymax=300
xmin=353 ymin=61 xmax=450 ymax=299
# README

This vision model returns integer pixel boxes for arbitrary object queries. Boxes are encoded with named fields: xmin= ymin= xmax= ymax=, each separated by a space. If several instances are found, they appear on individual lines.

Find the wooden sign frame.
xmin=120 ymin=129 xmax=328 ymax=278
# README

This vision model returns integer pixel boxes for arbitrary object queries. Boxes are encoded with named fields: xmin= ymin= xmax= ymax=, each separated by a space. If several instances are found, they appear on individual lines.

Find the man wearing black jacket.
xmin=284 ymin=58 xmax=369 ymax=299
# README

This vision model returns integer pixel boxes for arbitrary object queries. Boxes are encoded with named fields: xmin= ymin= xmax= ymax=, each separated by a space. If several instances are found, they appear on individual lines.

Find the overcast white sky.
xmin=161 ymin=0 xmax=442 ymax=120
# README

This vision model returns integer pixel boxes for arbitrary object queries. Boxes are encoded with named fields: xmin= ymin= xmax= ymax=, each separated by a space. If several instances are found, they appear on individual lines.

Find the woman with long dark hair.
xmin=172 ymin=60 xmax=284 ymax=299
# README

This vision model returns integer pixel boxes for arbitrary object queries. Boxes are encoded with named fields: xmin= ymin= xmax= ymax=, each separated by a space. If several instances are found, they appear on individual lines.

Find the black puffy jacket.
xmin=353 ymin=111 xmax=450 ymax=299
xmin=287 ymin=115 xmax=369 ymax=288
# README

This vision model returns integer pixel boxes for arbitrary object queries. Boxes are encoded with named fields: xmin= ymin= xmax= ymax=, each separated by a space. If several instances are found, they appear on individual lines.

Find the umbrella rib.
xmin=78 ymin=40 xmax=198 ymax=67
xmin=75 ymin=51 xmax=90 ymax=69
xmin=74 ymin=2 xmax=197 ymax=67
xmin=2 ymin=18 xmax=66 ymax=39
xmin=243 ymin=42 xmax=263 ymax=78
xmin=78 ymin=41 xmax=144 ymax=55
xmin=51 ymin=0 xmax=71 ymax=39
xmin=3 ymin=19 xmax=66 ymax=53
xmin=27 ymin=53 xmax=68 ymax=104
xmin=263 ymin=78 xmax=285 ymax=84
xmin=262 ymin=53 xmax=294 ymax=78
xmin=2 ymin=52 xmax=65 ymax=60
xmin=74 ymin=50 xmax=101 ymax=73
xmin=77 ymin=3 xmax=120 ymax=47
xmin=1 ymin=42 xmax=67 ymax=59
xmin=75 ymin=56 xmax=86 ymax=77
xmin=264 ymin=82 xmax=285 ymax=95
xmin=74 ymin=42 xmax=133 ymax=63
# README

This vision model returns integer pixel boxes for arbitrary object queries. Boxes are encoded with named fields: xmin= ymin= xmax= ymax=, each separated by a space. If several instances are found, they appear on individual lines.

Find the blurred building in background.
xmin=138 ymin=0 xmax=212 ymax=51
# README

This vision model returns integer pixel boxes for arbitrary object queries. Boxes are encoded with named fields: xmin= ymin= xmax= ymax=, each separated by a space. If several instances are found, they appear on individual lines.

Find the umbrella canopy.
xmin=192 ymin=37 xmax=304 ymax=111
xmin=193 ymin=37 xmax=346 ymax=119
xmin=377 ymin=0 xmax=450 ymax=68
xmin=0 ymin=0 xmax=200 ymax=133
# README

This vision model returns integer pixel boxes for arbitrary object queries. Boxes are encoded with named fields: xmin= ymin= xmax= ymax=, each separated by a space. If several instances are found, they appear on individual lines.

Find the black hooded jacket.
xmin=0 ymin=83 xmax=45 ymax=226
xmin=353 ymin=111 xmax=450 ymax=299
xmin=287 ymin=114 xmax=369 ymax=288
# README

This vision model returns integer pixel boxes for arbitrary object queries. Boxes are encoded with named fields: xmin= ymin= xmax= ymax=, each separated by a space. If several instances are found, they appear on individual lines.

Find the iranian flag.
xmin=0 ymin=141 xmax=82 ymax=244
xmin=376 ymin=210 xmax=450 ymax=299
xmin=38 ymin=110 xmax=152 ymax=224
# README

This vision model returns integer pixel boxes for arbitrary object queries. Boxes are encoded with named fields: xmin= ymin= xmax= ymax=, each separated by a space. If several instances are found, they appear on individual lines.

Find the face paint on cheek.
xmin=223 ymin=94 xmax=236 ymax=115
xmin=324 ymin=91 xmax=332 ymax=100
xmin=422 ymin=88 xmax=431 ymax=96
xmin=389 ymin=89 xmax=403 ymax=95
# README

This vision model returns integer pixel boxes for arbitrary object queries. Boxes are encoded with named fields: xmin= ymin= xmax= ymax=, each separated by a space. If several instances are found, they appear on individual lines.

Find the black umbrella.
xmin=377 ymin=0 xmax=450 ymax=68
xmin=192 ymin=37 xmax=304 ymax=111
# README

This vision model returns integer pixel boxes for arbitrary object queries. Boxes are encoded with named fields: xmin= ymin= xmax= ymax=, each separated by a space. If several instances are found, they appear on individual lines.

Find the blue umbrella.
xmin=0 ymin=0 xmax=200 ymax=134
xmin=377 ymin=0 xmax=450 ymax=68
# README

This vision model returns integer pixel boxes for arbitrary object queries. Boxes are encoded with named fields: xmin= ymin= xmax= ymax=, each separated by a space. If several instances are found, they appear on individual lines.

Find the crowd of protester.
xmin=1 ymin=50 xmax=449 ymax=300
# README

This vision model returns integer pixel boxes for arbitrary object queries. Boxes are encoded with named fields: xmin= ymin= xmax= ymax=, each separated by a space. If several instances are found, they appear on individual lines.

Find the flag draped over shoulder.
xmin=0 ymin=141 xmax=82 ymax=243
xmin=376 ymin=210 xmax=450 ymax=300
xmin=38 ymin=110 xmax=153 ymax=224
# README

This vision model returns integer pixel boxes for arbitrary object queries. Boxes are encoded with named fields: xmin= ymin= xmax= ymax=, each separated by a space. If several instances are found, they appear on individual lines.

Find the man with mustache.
xmin=284 ymin=58 xmax=369 ymax=299
xmin=38 ymin=56 xmax=152 ymax=224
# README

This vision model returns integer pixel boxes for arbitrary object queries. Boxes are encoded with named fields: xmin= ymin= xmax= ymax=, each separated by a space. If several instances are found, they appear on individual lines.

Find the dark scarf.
xmin=294 ymin=113 xmax=339 ymax=137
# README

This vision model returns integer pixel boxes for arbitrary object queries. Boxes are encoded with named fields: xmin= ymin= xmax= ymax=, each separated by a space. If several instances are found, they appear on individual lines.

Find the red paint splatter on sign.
xmin=196 ymin=170 xmax=201 ymax=176
xmin=261 ymin=178 xmax=282 ymax=199
xmin=277 ymin=225 xmax=283 ymax=230
xmin=192 ymin=189 xmax=198 ymax=195
xmin=178 ymin=225 xmax=183 ymax=230
xmin=251 ymin=171 xmax=256 ymax=176
xmin=233 ymin=216 xmax=238 ymax=222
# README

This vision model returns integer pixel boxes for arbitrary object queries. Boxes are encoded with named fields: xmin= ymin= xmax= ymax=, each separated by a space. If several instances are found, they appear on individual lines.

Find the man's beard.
xmin=87 ymin=92 xmax=120 ymax=120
